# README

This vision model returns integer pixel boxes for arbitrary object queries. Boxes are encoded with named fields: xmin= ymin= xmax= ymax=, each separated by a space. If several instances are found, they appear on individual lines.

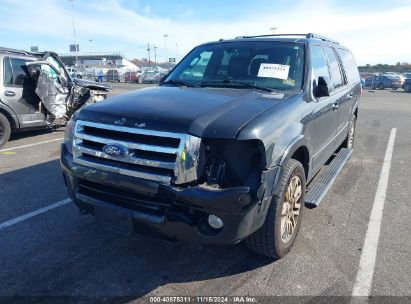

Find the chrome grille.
xmin=73 ymin=120 xmax=201 ymax=184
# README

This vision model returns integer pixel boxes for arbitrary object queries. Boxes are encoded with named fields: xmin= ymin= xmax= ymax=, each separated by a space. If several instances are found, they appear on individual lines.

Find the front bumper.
xmin=60 ymin=145 xmax=270 ymax=244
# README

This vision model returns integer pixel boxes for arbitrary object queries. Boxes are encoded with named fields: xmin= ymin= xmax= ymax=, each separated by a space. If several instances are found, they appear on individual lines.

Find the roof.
xmin=202 ymin=33 xmax=344 ymax=47
xmin=0 ymin=47 xmax=38 ymax=58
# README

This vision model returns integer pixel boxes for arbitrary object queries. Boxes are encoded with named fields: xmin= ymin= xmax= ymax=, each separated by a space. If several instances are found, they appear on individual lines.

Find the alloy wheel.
xmin=281 ymin=175 xmax=302 ymax=243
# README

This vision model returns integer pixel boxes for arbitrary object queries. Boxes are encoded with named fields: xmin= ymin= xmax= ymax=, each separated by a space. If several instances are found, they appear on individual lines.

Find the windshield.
xmin=165 ymin=41 xmax=305 ymax=91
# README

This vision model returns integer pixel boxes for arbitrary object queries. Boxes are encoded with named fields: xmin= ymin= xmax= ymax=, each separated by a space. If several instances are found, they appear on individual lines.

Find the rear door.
xmin=0 ymin=56 xmax=45 ymax=127
xmin=323 ymin=46 xmax=352 ymax=148
xmin=335 ymin=48 xmax=361 ymax=141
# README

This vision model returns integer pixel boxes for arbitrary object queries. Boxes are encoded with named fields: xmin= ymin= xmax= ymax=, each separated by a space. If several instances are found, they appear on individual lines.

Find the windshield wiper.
xmin=162 ymin=79 xmax=200 ymax=87
xmin=201 ymin=79 xmax=274 ymax=92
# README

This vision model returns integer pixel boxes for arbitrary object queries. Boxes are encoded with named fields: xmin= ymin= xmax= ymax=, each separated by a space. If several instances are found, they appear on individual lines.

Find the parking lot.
xmin=0 ymin=84 xmax=410 ymax=302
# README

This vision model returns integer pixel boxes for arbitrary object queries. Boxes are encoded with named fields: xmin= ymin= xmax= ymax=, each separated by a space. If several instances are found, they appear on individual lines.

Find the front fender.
xmin=268 ymin=123 xmax=305 ymax=168
xmin=268 ymin=135 xmax=309 ymax=197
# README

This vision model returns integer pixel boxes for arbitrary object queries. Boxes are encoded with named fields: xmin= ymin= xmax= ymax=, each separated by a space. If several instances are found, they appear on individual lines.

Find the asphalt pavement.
xmin=0 ymin=84 xmax=410 ymax=303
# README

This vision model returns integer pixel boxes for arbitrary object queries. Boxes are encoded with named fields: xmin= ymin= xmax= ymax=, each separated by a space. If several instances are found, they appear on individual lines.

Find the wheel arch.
xmin=267 ymin=136 xmax=311 ymax=197
xmin=0 ymin=103 xmax=18 ymax=129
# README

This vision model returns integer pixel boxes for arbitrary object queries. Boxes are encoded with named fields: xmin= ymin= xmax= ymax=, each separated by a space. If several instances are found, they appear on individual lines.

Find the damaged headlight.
xmin=204 ymin=139 xmax=266 ymax=190
xmin=64 ymin=116 xmax=77 ymax=154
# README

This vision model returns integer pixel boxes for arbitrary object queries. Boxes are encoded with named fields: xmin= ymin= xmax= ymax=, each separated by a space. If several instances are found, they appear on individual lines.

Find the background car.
xmin=124 ymin=71 xmax=139 ymax=83
xmin=66 ymin=67 xmax=83 ymax=79
xmin=106 ymin=69 xmax=120 ymax=82
xmin=141 ymin=71 xmax=160 ymax=83
xmin=403 ymin=78 xmax=411 ymax=92
xmin=364 ymin=74 xmax=402 ymax=90
xmin=402 ymin=72 xmax=411 ymax=79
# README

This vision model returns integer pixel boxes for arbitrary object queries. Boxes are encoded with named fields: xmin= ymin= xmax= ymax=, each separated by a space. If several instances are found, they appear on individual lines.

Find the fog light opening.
xmin=207 ymin=214 xmax=224 ymax=229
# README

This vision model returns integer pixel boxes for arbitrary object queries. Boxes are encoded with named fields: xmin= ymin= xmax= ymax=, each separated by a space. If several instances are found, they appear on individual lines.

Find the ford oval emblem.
xmin=103 ymin=143 xmax=129 ymax=158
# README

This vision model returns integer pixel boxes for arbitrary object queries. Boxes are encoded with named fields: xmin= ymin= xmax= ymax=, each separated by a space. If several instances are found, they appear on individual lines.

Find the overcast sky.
xmin=0 ymin=0 xmax=410 ymax=65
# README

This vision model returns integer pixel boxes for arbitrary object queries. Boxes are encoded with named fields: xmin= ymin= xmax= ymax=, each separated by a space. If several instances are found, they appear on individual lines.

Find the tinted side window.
xmin=311 ymin=45 xmax=330 ymax=86
xmin=3 ymin=57 xmax=13 ymax=86
xmin=323 ymin=47 xmax=343 ymax=88
xmin=9 ymin=58 xmax=34 ymax=86
xmin=179 ymin=50 xmax=212 ymax=81
xmin=336 ymin=48 xmax=360 ymax=84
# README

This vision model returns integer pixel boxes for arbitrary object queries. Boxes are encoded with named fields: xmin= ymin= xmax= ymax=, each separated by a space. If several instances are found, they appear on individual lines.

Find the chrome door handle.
xmin=4 ymin=91 xmax=15 ymax=97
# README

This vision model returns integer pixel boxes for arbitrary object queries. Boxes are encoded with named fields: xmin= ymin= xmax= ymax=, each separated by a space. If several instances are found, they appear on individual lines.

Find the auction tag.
xmin=257 ymin=63 xmax=290 ymax=80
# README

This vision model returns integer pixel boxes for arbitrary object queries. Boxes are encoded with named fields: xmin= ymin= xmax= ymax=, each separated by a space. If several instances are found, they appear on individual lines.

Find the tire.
xmin=0 ymin=112 xmax=11 ymax=149
xmin=245 ymin=159 xmax=306 ymax=259
xmin=342 ymin=115 xmax=357 ymax=149
xmin=378 ymin=83 xmax=384 ymax=90
xmin=404 ymin=84 xmax=411 ymax=92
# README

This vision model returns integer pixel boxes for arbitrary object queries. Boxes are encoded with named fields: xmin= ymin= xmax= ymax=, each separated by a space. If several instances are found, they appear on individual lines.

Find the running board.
xmin=305 ymin=148 xmax=352 ymax=208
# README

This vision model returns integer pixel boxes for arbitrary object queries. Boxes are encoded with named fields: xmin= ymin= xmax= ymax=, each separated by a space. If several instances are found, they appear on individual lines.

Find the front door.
xmin=309 ymin=45 xmax=339 ymax=173
xmin=26 ymin=60 xmax=70 ymax=120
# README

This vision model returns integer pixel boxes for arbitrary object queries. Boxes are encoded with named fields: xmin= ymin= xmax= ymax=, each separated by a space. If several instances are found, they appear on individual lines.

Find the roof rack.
xmin=306 ymin=33 xmax=339 ymax=44
xmin=0 ymin=47 xmax=33 ymax=56
xmin=235 ymin=33 xmax=339 ymax=44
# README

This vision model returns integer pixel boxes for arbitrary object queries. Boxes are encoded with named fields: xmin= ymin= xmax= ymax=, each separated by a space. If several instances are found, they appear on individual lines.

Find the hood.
xmin=77 ymin=86 xmax=293 ymax=139
xmin=73 ymin=78 xmax=111 ymax=91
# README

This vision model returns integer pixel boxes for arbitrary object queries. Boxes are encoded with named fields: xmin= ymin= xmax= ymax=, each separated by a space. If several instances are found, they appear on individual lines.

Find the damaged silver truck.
xmin=0 ymin=47 xmax=110 ymax=148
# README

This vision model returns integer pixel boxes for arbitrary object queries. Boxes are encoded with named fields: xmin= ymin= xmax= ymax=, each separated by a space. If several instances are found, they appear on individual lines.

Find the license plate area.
xmin=95 ymin=205 xmax=133 ymax=235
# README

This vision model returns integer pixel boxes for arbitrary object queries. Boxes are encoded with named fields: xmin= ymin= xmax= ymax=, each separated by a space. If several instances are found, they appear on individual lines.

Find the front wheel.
xmin=404 ymin=84 xmax=411 ymax=92
xmin=245 ymin=159 xmax=306 ymax=259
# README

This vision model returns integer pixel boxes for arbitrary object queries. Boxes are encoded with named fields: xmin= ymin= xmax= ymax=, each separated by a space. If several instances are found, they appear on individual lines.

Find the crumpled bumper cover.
xmin=60 ymin=145 xmax=270 ymax=244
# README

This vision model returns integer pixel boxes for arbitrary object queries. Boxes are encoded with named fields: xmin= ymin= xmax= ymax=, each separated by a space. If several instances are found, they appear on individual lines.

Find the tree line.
xmin=358 ymin=62 xmax=411 ymax=73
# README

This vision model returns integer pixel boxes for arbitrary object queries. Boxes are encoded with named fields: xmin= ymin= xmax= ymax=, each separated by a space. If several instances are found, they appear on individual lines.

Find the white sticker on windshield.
xmin=257 ymin=63 xmax=290 ymax=80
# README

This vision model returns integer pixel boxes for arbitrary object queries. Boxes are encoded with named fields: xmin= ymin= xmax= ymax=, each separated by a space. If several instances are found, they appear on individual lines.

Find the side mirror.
xmin=314 ymin=76 xmax=332 ymax=97
xmin=159 ymin=74 xmax=168 ymax=85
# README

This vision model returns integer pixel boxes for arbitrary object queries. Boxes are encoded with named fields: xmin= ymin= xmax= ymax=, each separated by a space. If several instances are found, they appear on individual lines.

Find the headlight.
xmin=64 ymin=118 xmax=76 ymax=154
xmin=173 ymin=135 xmax=202 ymax=185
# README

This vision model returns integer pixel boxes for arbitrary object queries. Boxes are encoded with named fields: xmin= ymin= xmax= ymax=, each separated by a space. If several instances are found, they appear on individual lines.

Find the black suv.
xmin=0 ymin=47 xmax=110 ymax=148
xmin=61 ymin=34 xmax=361 ymax=258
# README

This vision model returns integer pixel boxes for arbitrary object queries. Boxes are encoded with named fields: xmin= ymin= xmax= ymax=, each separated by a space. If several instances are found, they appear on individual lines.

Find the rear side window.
xmin=336 ymin=48 xmax=360 ymax=84
xmin=3 ymin=57 xmax=34 ymax=87
xmin=310 ymin=45 xmax=330 ymax=86
xmin=3 ymin=57 xmax=13 ymax=86
xmin=323 ymin=47 xmax=343 ymax=88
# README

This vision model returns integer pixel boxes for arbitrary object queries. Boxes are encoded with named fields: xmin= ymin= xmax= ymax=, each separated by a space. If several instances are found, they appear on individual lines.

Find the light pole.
xmin=176 ymin=43 xmax=179 ymax=62
xmin=88 ymin=39 xmax=93 ymax=53
xmin=69 ymin=0 xmax=78 ymax=66
xmin=270 ymin=27 xmax=277 ymax=34
xmin=163 ymin=34 xmax=168 ymax=63
xmin=147 ymin=43 xmax=151 ymax=67
xmin=154 ymin=45 xmax=157 ymax=66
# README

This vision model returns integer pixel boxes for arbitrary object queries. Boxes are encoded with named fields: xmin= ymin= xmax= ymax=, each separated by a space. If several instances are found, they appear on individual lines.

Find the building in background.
xmin=59 ymin=52 xmax=137 ymax=69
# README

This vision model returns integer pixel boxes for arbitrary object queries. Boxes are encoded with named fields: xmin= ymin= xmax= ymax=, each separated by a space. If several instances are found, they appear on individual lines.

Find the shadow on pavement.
xmin=0 ymin=159 xmax=273 ymax=301
xmin=8 ymin=127 xmax=65 ymax=143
